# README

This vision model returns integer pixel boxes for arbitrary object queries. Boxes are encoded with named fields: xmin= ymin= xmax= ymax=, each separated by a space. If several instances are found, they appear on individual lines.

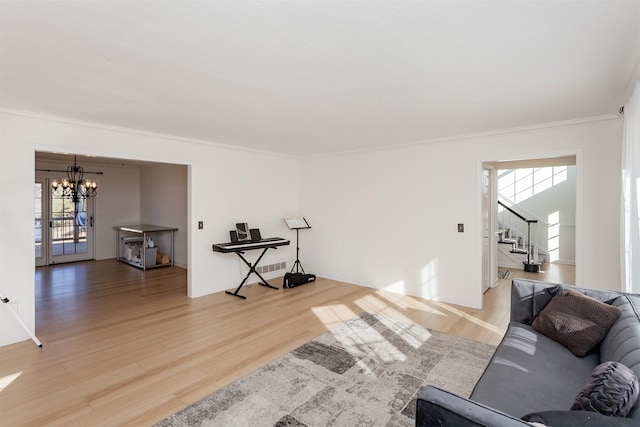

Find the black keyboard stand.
xmin=225 ymin=247 xmax=278 ymax=299
xmin=212 ymin=237 xmax=290 ymax=299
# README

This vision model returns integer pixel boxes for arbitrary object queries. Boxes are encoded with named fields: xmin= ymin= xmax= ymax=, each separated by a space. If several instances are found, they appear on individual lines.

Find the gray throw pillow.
xmin=571 ymin=361 xmax=640 ymax=417
xmin=532 ymin=289 xmax=622 ymax=357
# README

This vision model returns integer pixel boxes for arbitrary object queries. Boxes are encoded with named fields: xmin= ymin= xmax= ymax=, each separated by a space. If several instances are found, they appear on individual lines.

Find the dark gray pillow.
xmin=532 ymin=288 xmax=622 ymax=357
xmin=571 ymin=361 xmax=640 ymax=417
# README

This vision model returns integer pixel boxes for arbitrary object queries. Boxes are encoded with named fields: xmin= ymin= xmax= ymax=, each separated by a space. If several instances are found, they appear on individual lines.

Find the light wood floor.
xmin=0 ymin=261 xmax=574 ymax=426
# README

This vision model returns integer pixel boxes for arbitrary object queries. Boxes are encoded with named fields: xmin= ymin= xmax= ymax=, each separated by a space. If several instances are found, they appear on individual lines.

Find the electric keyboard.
xmin=212 ymin=237 xmax=290 ymax=253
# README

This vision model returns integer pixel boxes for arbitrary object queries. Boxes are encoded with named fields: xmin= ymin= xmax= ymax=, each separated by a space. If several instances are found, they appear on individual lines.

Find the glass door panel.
xmin=50 ymin=190 xmax=94 ymax=264
xmin=35 ymin=181 xmax=47 ymax=266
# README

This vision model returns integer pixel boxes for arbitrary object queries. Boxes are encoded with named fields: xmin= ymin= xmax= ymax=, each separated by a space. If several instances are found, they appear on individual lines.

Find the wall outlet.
xmin=458 ymin=223 xmax=464 ymax=232
xmin=198 ymin=221 xmax=203 ymax=229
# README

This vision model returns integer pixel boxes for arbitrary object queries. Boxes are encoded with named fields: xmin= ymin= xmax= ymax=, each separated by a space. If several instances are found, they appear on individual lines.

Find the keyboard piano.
xmin=212 ymin=236 xmax=290 ymax=299
xmin=212 ymin=237 xmax=290 ymax=253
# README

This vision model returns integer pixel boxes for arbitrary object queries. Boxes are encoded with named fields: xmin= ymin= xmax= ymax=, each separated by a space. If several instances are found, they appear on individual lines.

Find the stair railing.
xmin=497 ymin=200 xmax=526 ymax=247
xmin=497 ymin=200 xmax=540 ymax=271
xmin=498 ymin=194 xmax=550 ymax=253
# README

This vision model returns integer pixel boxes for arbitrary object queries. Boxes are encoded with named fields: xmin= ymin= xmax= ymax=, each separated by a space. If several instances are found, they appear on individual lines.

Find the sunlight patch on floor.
xmin=431 ymin=301 xmax=504 ymax=336
xmin=376 ymin=314 xmax=433 ymax=350
xmin=331 ymin=319 xmax=407 ymax=363
xmin=353 ymin=294 xmax=409 ymax=321
xmin=311 ymin=304 xmax=357 ymax=330
xmin=354 ymin=294 xmax=436 ymax=350
xmin=372 ymin=291 xmax=448 ymax=316
xmin=0 ymin=371 xmax=22 ymax=392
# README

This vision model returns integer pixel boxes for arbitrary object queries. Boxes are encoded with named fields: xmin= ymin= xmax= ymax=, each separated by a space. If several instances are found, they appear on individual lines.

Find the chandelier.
xmin=51 ymin=155 xmax=98 ymax=200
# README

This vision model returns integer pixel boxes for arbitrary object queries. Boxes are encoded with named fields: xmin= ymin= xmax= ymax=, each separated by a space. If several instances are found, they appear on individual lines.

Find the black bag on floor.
xmin=283 ymin=272 xmax=316 ymax=288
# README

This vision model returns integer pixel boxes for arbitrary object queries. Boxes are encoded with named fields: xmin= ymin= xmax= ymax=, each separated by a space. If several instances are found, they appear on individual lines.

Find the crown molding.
xmin=306 ymin=114 xmax=621 ymax=159
xmin=619 ymin=59 xmax=640 ymax=110
xmin=1 ymin=107 xmax=621 ymax=160
xmin=0 ymin=108 xmax=298 ymax=160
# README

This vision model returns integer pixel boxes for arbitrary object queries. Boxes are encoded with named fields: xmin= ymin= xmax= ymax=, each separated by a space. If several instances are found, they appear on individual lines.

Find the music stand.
xmin=284 ymin=217 xmax=311 ymax=273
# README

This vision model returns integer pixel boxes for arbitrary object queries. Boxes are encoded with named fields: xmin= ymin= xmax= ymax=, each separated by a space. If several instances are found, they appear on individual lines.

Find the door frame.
xmin=480 ymin=150 xmax=582 ymax=298
xmin=35 ymin=173 xmax=96 ymax=265
xmin=481 ymin=165 xmax=495 ymax=292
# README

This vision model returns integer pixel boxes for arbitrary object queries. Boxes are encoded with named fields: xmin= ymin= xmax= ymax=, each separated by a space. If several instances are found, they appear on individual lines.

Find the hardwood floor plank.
xmin=0 ymin=259 xmax=573 ymax=426
xmin=12 ymin=397 xmax=94 ymax=427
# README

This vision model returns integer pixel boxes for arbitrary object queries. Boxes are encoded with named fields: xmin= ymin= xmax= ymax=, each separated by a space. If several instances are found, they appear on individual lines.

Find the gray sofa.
xmin=416 ymin=278 xmax=640 ymax=426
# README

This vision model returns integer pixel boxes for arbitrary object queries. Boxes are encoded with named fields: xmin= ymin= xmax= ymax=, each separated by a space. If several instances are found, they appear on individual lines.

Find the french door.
xmin=35 ymin=178 xmax=95 ymax=265
xmin=35 ymin=181 xmax=47 ymax=266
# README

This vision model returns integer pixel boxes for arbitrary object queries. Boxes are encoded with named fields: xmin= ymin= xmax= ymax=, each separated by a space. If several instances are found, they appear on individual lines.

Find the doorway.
xmin=483 ymin=155 xmax=578 ymax=289
xmin=35 ymin=176 xmax=95 ymax=265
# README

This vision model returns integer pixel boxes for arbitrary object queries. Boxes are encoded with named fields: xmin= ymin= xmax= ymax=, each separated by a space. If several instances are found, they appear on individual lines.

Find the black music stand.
xmin=284 ymin=217 xmax=311 ymax=273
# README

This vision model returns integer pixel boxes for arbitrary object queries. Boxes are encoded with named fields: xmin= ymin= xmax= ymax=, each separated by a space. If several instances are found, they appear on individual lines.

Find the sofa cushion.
xmin=532 ymin=288 xmax=621 ymax=357
xmin=470 ymin=323 xmax=599 ymax=418
xmin=522 ymin=410 xmax=640 ymax=426
xmin=571 ymin=361 xmax=639 ymax=417
xmin=599 ymin=294 xmax=640 ymax=420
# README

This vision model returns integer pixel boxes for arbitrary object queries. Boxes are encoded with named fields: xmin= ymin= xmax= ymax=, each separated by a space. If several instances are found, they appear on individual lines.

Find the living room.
xmin=1 ymin=1 xmax=639 ymax=425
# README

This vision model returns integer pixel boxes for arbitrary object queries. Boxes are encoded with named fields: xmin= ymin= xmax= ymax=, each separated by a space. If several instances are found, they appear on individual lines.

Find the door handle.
xmin=89 ymin=216 xmax=94 ymax=227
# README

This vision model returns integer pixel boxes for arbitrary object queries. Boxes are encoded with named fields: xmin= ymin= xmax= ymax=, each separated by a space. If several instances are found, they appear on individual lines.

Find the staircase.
xmin=497 ymin=228 xmax=546 ymax=270
xmin=497 ymin=200 xmax=544 ymax=272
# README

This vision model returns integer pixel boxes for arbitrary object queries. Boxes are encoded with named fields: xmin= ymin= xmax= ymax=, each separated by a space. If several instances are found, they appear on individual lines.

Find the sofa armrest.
xmin=523 ymin=410 xmax=640 ymax=426
xmin=416 ymin=385 xmax=529 ymax=427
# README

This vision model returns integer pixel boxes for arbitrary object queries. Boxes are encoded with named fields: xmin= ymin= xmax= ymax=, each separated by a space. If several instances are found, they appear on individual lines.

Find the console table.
xmin=115 ymin=224 xmax=178 ymax=270
xmin=212 ymin=237 xmax=290 ymax=299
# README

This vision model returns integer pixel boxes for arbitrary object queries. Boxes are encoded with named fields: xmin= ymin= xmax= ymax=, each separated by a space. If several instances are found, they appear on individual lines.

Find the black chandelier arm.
xmin=52 ymin=183 xmax=97 ymax=200
xmin=52 ymin=185 xmax=74 ymax=198
xmin=46 ymin=155 xmax=101 ymax=199
xmin=81 ymin=186 xmax=98 ymax=198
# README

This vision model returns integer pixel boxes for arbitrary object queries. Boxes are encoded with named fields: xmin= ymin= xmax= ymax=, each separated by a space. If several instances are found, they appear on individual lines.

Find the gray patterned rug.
xmin=156 ymin=312 xmax=496 ymax=427
xmin=498 ymin=269 xmax=511 ymax=279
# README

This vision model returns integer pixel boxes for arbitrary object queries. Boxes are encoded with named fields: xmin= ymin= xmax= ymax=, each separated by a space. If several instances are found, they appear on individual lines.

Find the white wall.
xmin=0 ymin=111 xmax=299 ymax=346
xmin=300 ymin=118 xmax=623 ymax=309
xmin=140 ymin=163 xmax=188 ymax=267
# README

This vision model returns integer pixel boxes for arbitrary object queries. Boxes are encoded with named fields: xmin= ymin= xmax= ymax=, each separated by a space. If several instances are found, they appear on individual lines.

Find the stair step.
xmin=498 ymin=243 xmax=547 ymax=270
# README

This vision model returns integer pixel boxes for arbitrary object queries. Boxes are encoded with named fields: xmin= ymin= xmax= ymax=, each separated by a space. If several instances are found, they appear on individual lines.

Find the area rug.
xmin=156 ymin=312 xmax=496 ymax=427
xmin=498 ymin=269 xmax=511 ymax=279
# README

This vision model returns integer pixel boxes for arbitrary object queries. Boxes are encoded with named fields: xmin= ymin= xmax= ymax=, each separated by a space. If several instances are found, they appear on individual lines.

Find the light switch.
xmin=198 ymin=221 xmax=204 ymax=229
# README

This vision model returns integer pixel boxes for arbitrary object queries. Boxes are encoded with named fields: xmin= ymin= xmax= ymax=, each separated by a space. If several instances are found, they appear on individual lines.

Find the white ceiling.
xmin=1 ymin=1 xmax=639 ymax=156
